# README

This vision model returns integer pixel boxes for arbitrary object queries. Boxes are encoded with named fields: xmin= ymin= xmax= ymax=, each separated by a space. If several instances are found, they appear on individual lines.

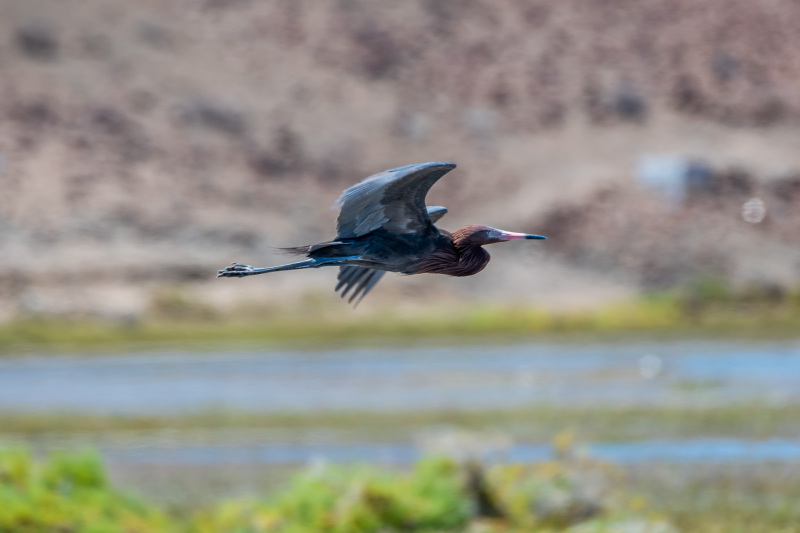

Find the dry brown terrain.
xmin=1 ymin=0 xmax=799 ymax=320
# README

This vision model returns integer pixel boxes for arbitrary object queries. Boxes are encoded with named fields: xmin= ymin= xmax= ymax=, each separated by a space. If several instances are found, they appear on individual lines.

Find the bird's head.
xmin=454 ymin=225 xmax=547 ymax=247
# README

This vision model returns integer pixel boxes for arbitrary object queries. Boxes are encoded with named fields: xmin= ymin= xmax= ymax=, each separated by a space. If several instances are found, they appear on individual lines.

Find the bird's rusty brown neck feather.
xmin=411 ymin=228 xmax=491 ymax=277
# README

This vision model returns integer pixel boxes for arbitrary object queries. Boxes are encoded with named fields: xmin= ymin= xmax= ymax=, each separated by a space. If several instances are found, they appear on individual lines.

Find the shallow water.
xmin=2 ymin=337 xmax=800 ymax=468
xmin=1 ymin=338 xmax=799 ymax=414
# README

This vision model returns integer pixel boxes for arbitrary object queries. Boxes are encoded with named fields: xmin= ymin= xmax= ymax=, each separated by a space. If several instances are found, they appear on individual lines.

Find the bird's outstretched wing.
xmin=334 ymin=161 xmax=456 ymax=238
xmin=335 ymin=205 xmax=449 ymax=306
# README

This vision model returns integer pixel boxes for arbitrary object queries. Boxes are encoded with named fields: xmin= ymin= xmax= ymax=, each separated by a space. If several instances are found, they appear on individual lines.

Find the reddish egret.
xmin=217 ymin=162 xmax=546 ymax=304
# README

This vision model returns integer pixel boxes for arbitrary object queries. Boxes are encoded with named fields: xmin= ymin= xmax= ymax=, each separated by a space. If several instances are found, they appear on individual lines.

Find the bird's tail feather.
xmin=279 ymin=241 xmax=345 ymax=256
xmin=278 ymin=245 xmax=311 ymax=256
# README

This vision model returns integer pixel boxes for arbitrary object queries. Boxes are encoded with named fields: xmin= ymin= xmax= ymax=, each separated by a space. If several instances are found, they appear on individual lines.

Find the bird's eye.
xmin=486 ymin=231 xmax=495 ymax=238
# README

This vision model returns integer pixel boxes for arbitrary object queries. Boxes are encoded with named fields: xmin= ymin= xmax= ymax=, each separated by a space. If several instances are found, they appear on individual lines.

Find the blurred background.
xmin=1 ymin=0 xmax=800 ymax=532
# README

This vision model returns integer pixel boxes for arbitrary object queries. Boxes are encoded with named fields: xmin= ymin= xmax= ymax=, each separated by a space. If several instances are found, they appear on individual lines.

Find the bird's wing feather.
xmin=334 ymin=205 xmax=449 ymax=306
xmin=334 ymin=161 xmax=456 ymax=238
xmin=336 ymin=267 xmax=386 ymax=307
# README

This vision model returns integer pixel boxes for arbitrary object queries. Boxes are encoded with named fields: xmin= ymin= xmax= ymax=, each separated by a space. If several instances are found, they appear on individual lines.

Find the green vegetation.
xmin=6 ymin=445 xmax=800 ymax=533
xmin=0 ymin=448 xmax=174 ymax=533
xmin=2 ymin=282 xmax=800 ymax=352
xmin=1 ymin=402 xmax=797 ymax=442
xmin=0 ymin=447 xmax=671 ymax=533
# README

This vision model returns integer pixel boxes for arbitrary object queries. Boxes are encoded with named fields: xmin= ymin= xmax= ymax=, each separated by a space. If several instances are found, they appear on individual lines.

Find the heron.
xmin=217 ymin=161 xmax=547 ymax=305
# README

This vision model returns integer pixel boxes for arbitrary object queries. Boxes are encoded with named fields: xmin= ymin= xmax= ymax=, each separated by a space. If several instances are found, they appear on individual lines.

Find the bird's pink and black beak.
xmin=497 ymin=230 xmax=547 ymax=241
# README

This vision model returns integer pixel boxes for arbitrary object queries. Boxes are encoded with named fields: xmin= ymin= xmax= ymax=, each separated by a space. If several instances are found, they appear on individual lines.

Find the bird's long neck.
xmin=452 ymin=242 xmax=491 ymax=277
xmin=412 ymin=230 xmax=490 ymax=277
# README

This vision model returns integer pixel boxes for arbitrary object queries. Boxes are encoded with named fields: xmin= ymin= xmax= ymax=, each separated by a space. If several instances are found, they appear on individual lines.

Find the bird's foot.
xmin=217 ymin=263 xmax=257 ymax=278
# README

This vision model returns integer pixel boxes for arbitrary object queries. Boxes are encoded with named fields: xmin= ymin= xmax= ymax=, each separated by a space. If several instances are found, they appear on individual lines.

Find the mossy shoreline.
xmin=1 ymin=292 xmax=799 ymax=353
xmin=2 ymin=402 xmax=797 ymax=442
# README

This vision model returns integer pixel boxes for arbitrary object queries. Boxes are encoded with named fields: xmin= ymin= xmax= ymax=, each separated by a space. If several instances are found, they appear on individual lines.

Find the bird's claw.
xmin=217 ymin=263 xmax=256 ymax=278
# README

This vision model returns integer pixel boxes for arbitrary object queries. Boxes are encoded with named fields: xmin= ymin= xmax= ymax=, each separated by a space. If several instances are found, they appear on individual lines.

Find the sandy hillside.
xmin=1 ymin=0 xmax=799 ymax=320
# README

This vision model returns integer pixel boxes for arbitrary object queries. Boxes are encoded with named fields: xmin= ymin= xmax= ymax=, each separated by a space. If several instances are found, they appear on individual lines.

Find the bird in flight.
xmin=217 ymin=162 xmax=546 ymax=305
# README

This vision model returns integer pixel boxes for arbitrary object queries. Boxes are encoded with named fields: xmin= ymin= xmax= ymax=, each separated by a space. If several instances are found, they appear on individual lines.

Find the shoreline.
xmin=1 ymin=294 xmax=798 ymax=353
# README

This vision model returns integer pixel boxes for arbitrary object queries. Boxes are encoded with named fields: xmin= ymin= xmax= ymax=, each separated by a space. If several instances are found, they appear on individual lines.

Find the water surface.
xmin=2 ymin=338 xmax=799 ymax=469
xmin=1 ymin=338 xmax=798 ymax=414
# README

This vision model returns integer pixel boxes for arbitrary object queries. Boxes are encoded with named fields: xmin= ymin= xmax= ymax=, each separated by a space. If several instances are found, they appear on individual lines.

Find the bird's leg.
xmin=217 ymin=256 xmax=362 ymax=278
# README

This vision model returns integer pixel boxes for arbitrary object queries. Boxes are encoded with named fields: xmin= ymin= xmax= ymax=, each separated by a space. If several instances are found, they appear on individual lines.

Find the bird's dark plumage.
xmin=217 ymin=162 xmax=547 ymax=305
xmin=335 ymin=205 xmax=449 ymax=305
xmin=335 ymin=162 xmax=456 ymax=238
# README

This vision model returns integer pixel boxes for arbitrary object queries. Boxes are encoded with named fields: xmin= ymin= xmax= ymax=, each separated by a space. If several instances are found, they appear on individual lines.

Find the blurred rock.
xmin=712 ymin=52 xmax=740 ymax=83
xmin=15 ymin=25 xmax=59 ymax=61
xmin=248 ymin=127 xmax=305 ymax=178
xmin=349 ymin=23 xmax=406 ymax=80
xmin=136 ymin=22 xmax=174 ymax=50
xmin=92 ymin=108 xmax=133 ymax=137
xmin=770 ymin=174 xmax=800 ymax=202
xmin=612 ymin=86 xmax=648 ymax=122
xmin=177 ymin=101 xmax=248 ymax=137
xmin=10 ymin=101 xmax=58 ymax=128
